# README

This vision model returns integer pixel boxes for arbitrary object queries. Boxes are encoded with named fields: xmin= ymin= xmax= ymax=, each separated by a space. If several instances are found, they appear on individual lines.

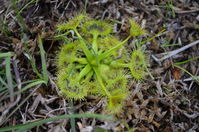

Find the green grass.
xmin=158 ymin=0 xmax=176 ymax=18
xmin=0 ymin=113 xmax=114 ymax=132
xmin=173 ymin=64 xmax=199 ymax=83
xmin=0 ymin=86 xmax=39 ymax=126
xmin=0 ymin=52 xmax=14 ymax=102
xmin=173 ymin=56 xmax=199 ymax=83
xmin=0 ymin=35 xmax=49 ymax=126
xmin=69 ymin=100 xmax=77 ymax=132
xmin=161 ymin=39 xmax=181 ymax=48
xmin=18 ymin=0 xmax=40 ymax=14
xmin=38 ymin=34 xmax=48 ymax=83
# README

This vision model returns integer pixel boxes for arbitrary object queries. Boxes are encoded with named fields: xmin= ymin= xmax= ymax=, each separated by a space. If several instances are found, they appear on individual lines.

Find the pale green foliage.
xmin=57 ymin=66 xmax=89 ymax=100
xmin=81 ymin=20 xmax=112 ymax=36
xmin=129 ymin=48 xmax=148 ymax=80
xmin=56 ymin=13 xmax=150 ymax=113
xmin=57 ymin=13 xmax=87 ymax=31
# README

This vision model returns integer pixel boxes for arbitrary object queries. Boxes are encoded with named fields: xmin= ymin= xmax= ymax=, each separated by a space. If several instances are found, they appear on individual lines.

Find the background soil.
xmin=0 ymin=0 xmax=199 ymax=131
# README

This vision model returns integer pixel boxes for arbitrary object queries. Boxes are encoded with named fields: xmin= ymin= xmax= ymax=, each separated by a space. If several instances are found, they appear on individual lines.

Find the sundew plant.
xmin=56 ymin=14 xmax=149 ymax=113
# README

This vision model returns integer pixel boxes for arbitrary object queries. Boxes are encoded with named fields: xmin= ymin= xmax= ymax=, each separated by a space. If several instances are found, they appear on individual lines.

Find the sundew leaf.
xmin=129 ymin=19 xmax=145 ymax=37
xmin=81 ymin=20 xmax=112 ymax=36
xmin=57 ymin=66 xmax=89 ymax=100
xmin=57 ymin=13 xmax=87 ymax=31
xmin=129 ymin=49 xmax=148 ymax=80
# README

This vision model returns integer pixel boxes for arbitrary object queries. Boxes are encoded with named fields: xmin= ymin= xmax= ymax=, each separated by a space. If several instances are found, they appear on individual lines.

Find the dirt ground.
xmin=0 ymin=0 xmax=199 ymax=131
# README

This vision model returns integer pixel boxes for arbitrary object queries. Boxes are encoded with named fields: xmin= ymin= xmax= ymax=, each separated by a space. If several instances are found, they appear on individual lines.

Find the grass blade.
xmin=0 ymin=113 xmax=114 ymax=132
xmin=38 ymin=34 xmax=48 ymax=84
xmin=0 ymin=87 xmax=35 ymax=126
xmin=0 ymin=76 xmax=8 ymax=88
xmin=15 ymin=79 xmax=46 ymax=95
xmin=69 ymin=100 xmax=76 ymax=132
xmin=0 ymin=79 xmax=45 ymax=101
xmin=5 ymin=56 xmax=14 ymax=102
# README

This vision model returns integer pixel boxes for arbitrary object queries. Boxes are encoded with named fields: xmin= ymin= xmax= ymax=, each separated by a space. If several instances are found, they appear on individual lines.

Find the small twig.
xmin=188 ymin=123 xmax=198 ymax=132
xmin=131 ymin=83 xmax=142 ymax=98
xmin=183 ymin=111 xmax=199 ymax=119
xmin=48 ymin=72 xmax=59 ymax=94
xmin=152 ymin=40 xmax=199 ymax=62
xmin=175 ymin=9 xmax=199 ymax=14
xmin=182 ymin=67 xmax=199 ymax=85
xmin=13 ymin=58 xmax=22 ymax=91
xmin=0 ymin=84 xmax=41 ymax=126
xmin=188 ymin=67 xmax=199 ymax=90
xmin=156 ymin=80 xmax=163 ymax=97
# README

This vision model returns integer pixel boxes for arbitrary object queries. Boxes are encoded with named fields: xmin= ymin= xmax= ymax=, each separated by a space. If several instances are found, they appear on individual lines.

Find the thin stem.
xmin=92 ymin=34 xmax=98 ymax=54
xmin=77 ymin=64 xmax=91 ymax=81
xmin=74 ymin=29 xmax=93 ymax=61
xmin=174 ymin=64 xmax=199 ymax=83
xmin=91 ymin=34 xmax=99 ymax=66
xmin=93 ymin=67 xmax=111 ymax=97
xmin=141 ymin=29 xmax=166 ymax=45
xmin=174 ymin=56 xmax=199 ymax=65
xmin=110 ymin=61 xmax=129 ymax=68
xmin=98 ymin=35 xmax=131 ymax=61
xmin=74 ymin=58 xmax=88 ymax=64
xmin=85 ymin=70 xmax=94 ymax=81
